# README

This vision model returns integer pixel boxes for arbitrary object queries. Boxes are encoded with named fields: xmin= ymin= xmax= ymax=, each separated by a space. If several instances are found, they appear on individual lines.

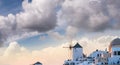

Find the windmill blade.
xmin=63 ymin=42 xmax=74 ymax=59
xmin=63 ymin=45 xmax=73 ymax=50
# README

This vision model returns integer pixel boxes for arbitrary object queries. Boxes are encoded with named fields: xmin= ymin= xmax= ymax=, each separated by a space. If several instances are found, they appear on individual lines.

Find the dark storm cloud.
xmin=58 ymin=0 xmax=120 ymax=32
xmin=16 ymin=9 xmax=57 ymax=32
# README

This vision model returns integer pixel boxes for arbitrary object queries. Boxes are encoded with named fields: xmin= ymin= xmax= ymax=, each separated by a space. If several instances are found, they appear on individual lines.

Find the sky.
xmin=0 ymin=0 xmax=120 ymax=65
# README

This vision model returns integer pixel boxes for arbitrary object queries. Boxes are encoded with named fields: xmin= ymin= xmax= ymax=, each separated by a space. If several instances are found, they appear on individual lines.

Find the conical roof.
xmin=34 ymin=62 xmax=42 ymax=64
xmin=73 ymin=42 xmax=82 ymax=48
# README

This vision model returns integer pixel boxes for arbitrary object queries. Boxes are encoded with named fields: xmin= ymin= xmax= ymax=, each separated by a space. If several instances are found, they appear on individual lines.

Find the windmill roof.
xmin=34 ymin=62 xmax=42 ymax=64
xmin=73 ymin=42 xmax=82 ymax=48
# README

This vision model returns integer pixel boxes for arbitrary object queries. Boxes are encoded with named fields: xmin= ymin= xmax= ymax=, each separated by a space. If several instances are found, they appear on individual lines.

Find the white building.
xmin=89 ymin=50 xmax=109 ymax=65
xmin=63 ymin=38 xmax=120 ymax=65
xmin=108 ymin=38 xmax=120 ymax=65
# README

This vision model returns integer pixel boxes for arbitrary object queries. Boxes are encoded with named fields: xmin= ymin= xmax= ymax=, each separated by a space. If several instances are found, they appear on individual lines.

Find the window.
xmin=118 ymin=51 xmax=120 ymax=55
xmin=114 ymin=51 xmax=117 ymax=55
xmin=64 ymin=62 xmax=69 ymax=65
xmin=100 ymin=54 xmax=101 ymax=57
xmin=97 ymin=54 xmax=99 ymax=57
xmin=70 ymin=62 xmax=75 ymax=65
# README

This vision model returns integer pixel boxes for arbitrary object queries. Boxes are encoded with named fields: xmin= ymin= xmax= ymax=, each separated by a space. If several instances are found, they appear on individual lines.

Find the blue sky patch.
xmin=0 ymin=0 xmax=23 ymax=16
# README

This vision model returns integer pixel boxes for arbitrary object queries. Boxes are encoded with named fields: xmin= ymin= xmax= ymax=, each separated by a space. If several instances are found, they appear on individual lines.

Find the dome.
xmin=110 ymin=38 xmax=120 ymax=47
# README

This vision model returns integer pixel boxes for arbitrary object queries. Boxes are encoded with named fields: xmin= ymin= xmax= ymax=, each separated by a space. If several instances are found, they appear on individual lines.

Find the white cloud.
xmin=16 ymin=0 xmax=58 ymax=32
xmin=0 ymin=42 xmax=30 ymax=65
xmin=0 ymin=0 xmax=60 ymax=46
xmin=48 ymin=31 xmax=64 ymax=40
xmin=7 ymin=31 xmax=40 ymax=43
xmin=3 ymin=42 xmax=28 ymax=56
xmin=0 ymin=41 xmax=67 ymax=65
xmin=77 ymin=35 xmax=118 ymax=55
xmin=0 ymin=0 xmax=120 ymax=47
xmin=65 ymin=26 xmax=78 ymax=41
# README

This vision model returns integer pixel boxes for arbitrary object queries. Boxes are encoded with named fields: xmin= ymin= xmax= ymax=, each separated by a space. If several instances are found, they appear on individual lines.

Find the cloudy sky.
xmin=0 ymin=0 xmax=120 ymax=65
